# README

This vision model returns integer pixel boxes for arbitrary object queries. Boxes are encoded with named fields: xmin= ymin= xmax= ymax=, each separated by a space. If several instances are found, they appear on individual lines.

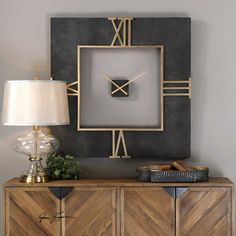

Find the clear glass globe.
xmin=12 ymin=128 xmax=59 ymax=183
xmin=12 ymin=129 xmax=59 ymax=158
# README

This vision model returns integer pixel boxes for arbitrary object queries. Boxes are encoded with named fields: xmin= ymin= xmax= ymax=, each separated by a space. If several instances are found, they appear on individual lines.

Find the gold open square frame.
xmin=76 ymin=45 xmax=164 ymax=132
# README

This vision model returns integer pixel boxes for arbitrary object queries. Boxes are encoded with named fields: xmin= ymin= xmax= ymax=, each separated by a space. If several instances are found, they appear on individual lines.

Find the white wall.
xmin=0 ymin=0 xmax=236 ymax=233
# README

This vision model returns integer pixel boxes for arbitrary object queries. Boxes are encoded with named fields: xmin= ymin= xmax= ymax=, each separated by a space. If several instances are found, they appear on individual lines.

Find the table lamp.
xmin=1 ymin=77 xmax=70 ymax=183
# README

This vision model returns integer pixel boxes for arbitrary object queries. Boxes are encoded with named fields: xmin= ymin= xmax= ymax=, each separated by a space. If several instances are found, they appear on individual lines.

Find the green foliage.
xmin=45 ymin=153 xmax=81 ymax=180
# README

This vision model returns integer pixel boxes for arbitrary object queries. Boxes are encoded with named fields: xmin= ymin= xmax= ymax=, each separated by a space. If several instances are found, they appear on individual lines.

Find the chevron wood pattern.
xmin=61 ymin=187 xmax=117 ymax=236
xmin=121 ymin=187 xmax=175 ymax=236
xmin=5 ymin=188 xmax=60 ymax=236
xmin=4 ymin=178 xmax=234 ymax=236
xmin=176 ymin=187 xmax=232 ymax=236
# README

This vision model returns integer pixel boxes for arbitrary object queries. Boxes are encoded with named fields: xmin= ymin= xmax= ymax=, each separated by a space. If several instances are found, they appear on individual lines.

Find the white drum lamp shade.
xmin=2 ymin=80 xmax=70 ymax=126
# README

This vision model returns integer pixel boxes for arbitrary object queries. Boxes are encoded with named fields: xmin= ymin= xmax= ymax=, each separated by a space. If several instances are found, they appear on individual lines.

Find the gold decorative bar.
xmin=163 ymin=87 xmax=189 ymax=90
xmin=163 ymin=77 xmax=192 ymax=99
xmin=163 ymin=93 xmax=190 ymax=97
xmin=163 ymin=80 xmax=190 ymax=84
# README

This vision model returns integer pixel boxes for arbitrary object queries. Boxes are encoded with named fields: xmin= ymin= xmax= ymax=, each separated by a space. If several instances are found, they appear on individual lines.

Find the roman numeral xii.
xmin=108 ymin=17 xmax=133 ymax=46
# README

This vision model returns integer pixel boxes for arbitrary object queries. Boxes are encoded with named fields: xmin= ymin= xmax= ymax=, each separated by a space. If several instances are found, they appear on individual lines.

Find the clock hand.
xmin=101 ymin=72 xmax=128 ymax=95
xmin=111 ymin=70 xmax=148 ymax=95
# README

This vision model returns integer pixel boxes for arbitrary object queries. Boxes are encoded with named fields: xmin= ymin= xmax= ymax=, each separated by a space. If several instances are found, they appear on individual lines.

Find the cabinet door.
xmin=176 ymin=187 xmax=232 ymax=236
xmin=121 ymin=187 xmax=175 ymax=236
xmin=61 ymin=187 xmax=117 ymax=236
xmin=5 ymin=187 xmax=61 ymax=236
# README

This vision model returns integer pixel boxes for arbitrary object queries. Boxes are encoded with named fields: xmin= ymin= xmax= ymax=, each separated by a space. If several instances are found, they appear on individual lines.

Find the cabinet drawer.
xmin=120 ymin=187 xmax=175 ymax=236
xmin=61 ymin=187 xmax=117 ymax=236
xmin=5 ymin=188 xmax=61 ymax=236
xmin=176 ymin=187 xmax=232 ymax=236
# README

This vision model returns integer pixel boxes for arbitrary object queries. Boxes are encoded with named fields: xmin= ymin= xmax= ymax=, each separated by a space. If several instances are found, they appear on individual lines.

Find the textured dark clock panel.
xmin=51 ymin=17 xmax=191 ymax=159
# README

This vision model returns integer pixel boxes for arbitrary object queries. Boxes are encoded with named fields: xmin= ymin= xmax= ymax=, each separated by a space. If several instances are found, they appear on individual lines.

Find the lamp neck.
xmin=32 ymin=126 xmax=40 ymax=131
xmin=29 ymin=156 xmax=42 ymax=161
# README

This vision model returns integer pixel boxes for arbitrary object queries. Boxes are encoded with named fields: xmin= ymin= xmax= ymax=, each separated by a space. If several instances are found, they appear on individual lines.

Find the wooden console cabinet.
xmin=4 ymin=178 xmax=234 ymax=236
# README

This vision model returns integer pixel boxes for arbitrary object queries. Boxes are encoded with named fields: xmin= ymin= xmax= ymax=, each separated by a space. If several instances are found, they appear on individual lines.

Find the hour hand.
xmin=101 ymin=72 xmax=128 ymax=96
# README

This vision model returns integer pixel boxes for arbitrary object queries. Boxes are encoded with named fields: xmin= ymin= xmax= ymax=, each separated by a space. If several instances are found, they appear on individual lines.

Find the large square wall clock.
xmin=51 ymin=17 xmax=191 ymax=159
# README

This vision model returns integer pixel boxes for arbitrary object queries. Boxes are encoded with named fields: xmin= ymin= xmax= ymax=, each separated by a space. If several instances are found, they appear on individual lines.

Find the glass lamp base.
xmin=20 ymin=158 xmax=48 ymax=183
xmin=13 ymin=127 xmax=59 ymax=184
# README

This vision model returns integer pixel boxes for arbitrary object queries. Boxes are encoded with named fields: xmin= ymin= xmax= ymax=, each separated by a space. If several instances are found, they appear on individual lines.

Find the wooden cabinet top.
xmin=4 ymin=177 xmax=233 ymax=187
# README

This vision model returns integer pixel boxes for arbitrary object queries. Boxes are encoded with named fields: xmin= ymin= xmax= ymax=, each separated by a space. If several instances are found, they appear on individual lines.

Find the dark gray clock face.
xmin=79 ymin=47 xmax=162 ymax=129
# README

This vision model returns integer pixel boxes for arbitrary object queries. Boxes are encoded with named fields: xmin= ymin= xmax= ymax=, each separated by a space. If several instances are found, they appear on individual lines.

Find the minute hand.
xmin=111 ymin=70 xmax=148 ymax=95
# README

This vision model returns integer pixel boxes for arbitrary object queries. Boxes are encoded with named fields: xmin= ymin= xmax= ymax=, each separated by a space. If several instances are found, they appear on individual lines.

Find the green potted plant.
xmin=45 ymin=153 xmax=81 ymax=180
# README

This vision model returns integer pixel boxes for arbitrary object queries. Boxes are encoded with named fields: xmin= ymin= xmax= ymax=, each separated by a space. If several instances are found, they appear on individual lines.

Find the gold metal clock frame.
xmin=76 ymin=45 xmax=164 ymax=132
xmin=66 ymin=17 xmax=191 ymax=159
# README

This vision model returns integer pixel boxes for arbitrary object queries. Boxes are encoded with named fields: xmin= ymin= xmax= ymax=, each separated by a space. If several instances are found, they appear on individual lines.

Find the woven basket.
xmin=136 ymin=166 xmax=209 ymax=183
xmin=150 ymin=168 xmax=209 ymax=183
xmin=136 ymin=166 xmax=150 ymax=182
